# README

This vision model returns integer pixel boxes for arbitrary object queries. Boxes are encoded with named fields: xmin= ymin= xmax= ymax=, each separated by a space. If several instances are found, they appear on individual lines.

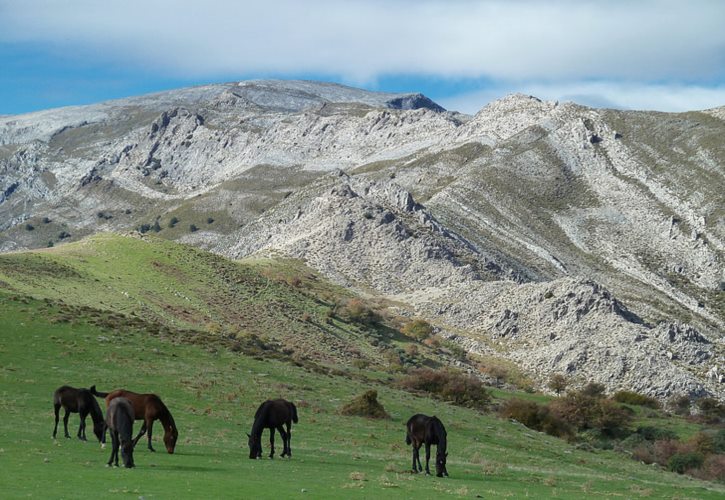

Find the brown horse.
xmin=106 ymin=397 xmax=139 ymax=468
xmin=52 ymin=385 xmax=105 ymax=442
xmin=406 ymin=414 xmax=448 ymax=477
xmin=91 ymin=386 xmax=178 ymax=453
xmin=247 ymin=399 xmax=298 ymax=459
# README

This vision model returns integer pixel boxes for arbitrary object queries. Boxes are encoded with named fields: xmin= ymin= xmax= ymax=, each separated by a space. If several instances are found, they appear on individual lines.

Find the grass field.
xmin=1 ymin=235 xmax=723 ymax=498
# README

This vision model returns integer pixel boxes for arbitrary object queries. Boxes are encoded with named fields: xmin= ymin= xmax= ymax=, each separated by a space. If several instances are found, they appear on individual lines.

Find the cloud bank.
xmin=1 ymin=0 xmax=724 ymax=112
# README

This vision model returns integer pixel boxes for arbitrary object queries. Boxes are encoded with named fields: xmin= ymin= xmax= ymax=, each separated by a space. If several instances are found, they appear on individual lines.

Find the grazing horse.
xmin=406 ymin=414 xmax=448 ymax=477
xmin=52 ymin=385 xmax=105 ymax=442
xmin=247 ymin=399 xmax=298 ymax=459
xmin=91 ymin=386 xmax=178 ymax=454
xmin=106 ymin=397 xmax=139 ymax=468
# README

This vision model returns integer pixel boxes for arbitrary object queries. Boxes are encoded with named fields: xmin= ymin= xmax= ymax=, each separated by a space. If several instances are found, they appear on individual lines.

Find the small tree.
xmin=548 ymin=374 xmax=568 ymax=396
xmin=189 ymin=224 xmax=198 ymax=233
xmin=401 ymin=319 xmax=434 ymax=341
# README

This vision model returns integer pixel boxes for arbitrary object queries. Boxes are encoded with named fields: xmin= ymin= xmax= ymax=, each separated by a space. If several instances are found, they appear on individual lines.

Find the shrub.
xmin=668 ymin=452 xmax=704 ymax=474
xmin=340 ymin=390 xmax=390 ymax=419
xmin=189 ymin=224 xmax=198 ymax=232
xmin=401 ymin=319 xmax=433 ymax=341
xmin=168 ymin=216 xmax=179 ymax=228
xmin=697 ymin=454 xmax=725 ymax=482
xmin=58 ymin=231 xmax=71 ymax=239
xmin=713 ymin=429 xmax=725 ymax=454
xmin=206 ymin=217 xmax=215 ymax=224
xmin=653 ymin=439 xmax=681 ymax=466
xmin=613 ymin=391 xmax=660 ymax=409
xmin=636 ymin=426 xmax=677 ymax=442
xmin=580 ymin=382 xmax=607 ymax=399
xmin=687 ymin=432 xmax=714 ymax=455
xmin=138 ymin=223 xmax=151 ymax=233
xmin=696 ymin=397 xmax=725 ymax=423
xmin=548 ymin=374 xmax=568 ymax=396
xmin=549 ymin=391 xmax=631 ymax=435
xmin=25 ymin=223 xmax=34 ymax=231
xmin=499 ymin=398 xmax=571 ymax=438
xmin=42 ymin=217 xmax=51 ymax=224
xmin=47 ymin=241 xmax=54 ymax=247
xmin=398 ymin=368 xmax=490 ymax=409
xmin=669 ymin=394 xmax=691 ymax=416
xmin=152 ymin=220 xmax=162 ymax=232
xmin=339 ymin=298 xmax=379 ymax=325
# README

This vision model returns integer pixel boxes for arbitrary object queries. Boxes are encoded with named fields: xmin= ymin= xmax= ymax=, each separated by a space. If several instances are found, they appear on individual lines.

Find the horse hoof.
xmin=101 ymin=444 xmax=106 ymax=449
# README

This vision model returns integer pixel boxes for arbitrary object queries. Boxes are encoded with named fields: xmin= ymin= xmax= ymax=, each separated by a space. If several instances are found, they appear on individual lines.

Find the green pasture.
xmin=1 ymin=295 xmax=723 ymax=499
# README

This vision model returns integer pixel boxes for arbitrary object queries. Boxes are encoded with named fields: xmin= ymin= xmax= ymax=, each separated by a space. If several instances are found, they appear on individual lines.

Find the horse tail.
xmin=406 ymin=433 xmax=412 ymax=445
xmin=290 ymin=402 xmax=299 ymax=424
xmin=90 ymin=385 xmax=109 ymax=398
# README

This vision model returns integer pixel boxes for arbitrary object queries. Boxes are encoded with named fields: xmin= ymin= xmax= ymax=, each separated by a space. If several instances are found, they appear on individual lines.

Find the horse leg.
xmin=108 ymin=430 xmax=118 ymax=467
xmin=415 ymin=444 xmax=423 ymax=472
xmin=78 ymin=410 xmax=87 ymax=441
xmin=269 ymin=428 xmax=275 ymax=459
xmin=63 ymin=408 xmax=71 ymax=438
xmin=145 ymin=420 xmax=154 ymax=452
xmin=424 ymin=443 xmax=432 ymax=475
xmin=411 ymin=445 xmax=417 ymax=473
xmin=285 ymin=422 xmax=292 ymax=458
xmin=52 ymin=403 xmax=60 ymax=439
xmin=277 ymin=426 xmax=288 ymax=457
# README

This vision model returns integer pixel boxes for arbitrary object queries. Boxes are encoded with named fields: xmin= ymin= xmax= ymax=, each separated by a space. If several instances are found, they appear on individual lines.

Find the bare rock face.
xmin=1 ymin=79 xmax=723 ymax=400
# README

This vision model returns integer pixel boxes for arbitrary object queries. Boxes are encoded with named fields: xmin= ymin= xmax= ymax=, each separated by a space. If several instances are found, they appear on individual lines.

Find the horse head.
xmin=247 ymin=433 xmax=262 ymax=459
xmin=164 ymin=428 xmax=178 ymax=454
xmin=435 ymin=451 xmax=448 ymax=477
xmin=92 ymin=420 xmax=105 ymax=443
xmin=120 ymin=438 xmax=135 ymax=468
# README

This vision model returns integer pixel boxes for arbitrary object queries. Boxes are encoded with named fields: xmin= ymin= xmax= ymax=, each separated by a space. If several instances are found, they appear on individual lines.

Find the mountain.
xmin=1 ymin=80 xmax=723 ymax=399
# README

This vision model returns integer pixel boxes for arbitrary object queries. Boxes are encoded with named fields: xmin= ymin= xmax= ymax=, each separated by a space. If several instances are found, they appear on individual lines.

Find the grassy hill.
xmin=0 ymin=234 xmax=723 ymax=498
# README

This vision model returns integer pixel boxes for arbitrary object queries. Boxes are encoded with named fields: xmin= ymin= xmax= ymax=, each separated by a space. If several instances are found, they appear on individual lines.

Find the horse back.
xmin=104 ymin=389 xmax=163 ymax=420
xmin=54 ymin=385 xmax=93 ymax=412
xmin=106 ymin=397 xmax=135 ymax=440
xmin=255 ymin=399 xmax=295 ymax=428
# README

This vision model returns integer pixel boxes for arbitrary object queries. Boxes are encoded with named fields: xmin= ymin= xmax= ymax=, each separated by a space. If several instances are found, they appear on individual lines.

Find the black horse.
xmin=247 ymin=399 xmax=298 ymax=459
xmin=52 ymin=385 xmax=105 ymax=442
xmin=106 ymin=397 xmax=141 ymax=468
xmin=406 ymin=414 xmax=448 ymax=477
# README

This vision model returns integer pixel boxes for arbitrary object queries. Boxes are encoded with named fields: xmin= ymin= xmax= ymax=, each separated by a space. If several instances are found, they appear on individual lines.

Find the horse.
xmin=405 ymin=414 xmax=448 ymax=477
xmin=91 ymin=386 xmax=178 ymax=454
xmin=106 ymin=397 xmax=139 ymax=468
xmin=247 ymin=399 xmax=298 ymax=459
xmin=52 ymin=385 xmax=105 ymax=442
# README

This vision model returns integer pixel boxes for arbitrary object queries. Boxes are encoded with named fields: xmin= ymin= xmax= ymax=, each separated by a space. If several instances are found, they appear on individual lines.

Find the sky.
xmin=1 ymin=0 xmax=724 ymax=115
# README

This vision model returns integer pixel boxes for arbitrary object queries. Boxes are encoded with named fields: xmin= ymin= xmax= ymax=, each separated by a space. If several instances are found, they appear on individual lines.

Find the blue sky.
xmin=1 ymin=0 xmax=724 ymax=115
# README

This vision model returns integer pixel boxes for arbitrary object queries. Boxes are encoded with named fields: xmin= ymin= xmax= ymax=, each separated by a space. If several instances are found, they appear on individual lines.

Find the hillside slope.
xmin=0 ymin=80 xmax=723 ymax=398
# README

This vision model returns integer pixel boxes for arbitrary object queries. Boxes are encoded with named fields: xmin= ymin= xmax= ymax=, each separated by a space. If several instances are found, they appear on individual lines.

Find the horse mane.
xmin=430 ymin=416 xmax=447 ymax=454
xmin=155 ymin=396 xmax=177 ymax=432
xmin=87 ymin=391 xmax=105 ymax=425
xmin=251 ymin=401 xmax=270 ymax=437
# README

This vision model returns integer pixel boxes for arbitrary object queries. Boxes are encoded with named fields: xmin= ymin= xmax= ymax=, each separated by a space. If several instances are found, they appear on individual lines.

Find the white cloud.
xmin=438 ymin=81 xmax=725 ymax=114
xmin=1 ymin=0 xmax=723 ymax=82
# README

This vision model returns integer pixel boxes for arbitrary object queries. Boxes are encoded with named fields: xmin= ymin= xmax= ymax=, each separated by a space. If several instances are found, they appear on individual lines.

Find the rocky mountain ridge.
xmin=1 ymin=80 xmax=723 ymax=399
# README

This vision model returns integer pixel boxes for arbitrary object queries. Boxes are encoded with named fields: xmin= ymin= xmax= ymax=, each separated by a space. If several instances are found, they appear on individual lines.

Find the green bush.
xmin=168 ymin=216 xmax=179 ymax=228
xmin=636 ymin=426 xmax=677 ymax=442
xmin=668 ymin=452 xmax=704 ymax=474
xmin=549 ymin=390 xmax=631 ymax=435
xmin=401 ymin=319 xmax=433 ymax=340
xmin=499 ymin=398 xmax=571 ymax=438
xmin=339 ymin=298 xmax=379 ymax=325
xmin=613 ymin=390 xmax=661 ymax=409
xmin=398 ymin=368 xmax=490 ymax=410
